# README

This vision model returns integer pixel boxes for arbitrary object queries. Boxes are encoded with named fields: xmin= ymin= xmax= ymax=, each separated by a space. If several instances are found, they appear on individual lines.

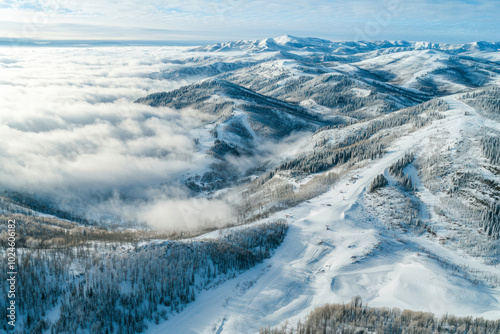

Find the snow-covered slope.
xmin=147 ymin=97 xmax=500 ymax=333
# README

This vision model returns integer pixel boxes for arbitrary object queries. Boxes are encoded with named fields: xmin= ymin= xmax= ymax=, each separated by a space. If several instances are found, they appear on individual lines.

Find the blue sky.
xmin=0 ymin=0 xmax=498 ymax=43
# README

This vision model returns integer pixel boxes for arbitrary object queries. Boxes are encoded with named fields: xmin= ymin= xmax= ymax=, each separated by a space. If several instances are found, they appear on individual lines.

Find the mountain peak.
xmin=273 ymin=34 xmax=298 ymax=44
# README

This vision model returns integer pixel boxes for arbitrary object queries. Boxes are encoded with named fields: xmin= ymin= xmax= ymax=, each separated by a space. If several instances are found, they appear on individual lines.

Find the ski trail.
xmin=147 ymin=95 xmax=500 ymax=334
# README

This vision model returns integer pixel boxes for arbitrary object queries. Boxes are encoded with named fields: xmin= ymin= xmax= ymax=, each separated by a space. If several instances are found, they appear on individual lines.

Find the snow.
xmin=351 ymin=88 xmax=371 ymax=97
xmin=216 ymin=109 xmax=258 ymax=145
xmin=147 ymin=96 xmax=500 ymax=333
xmin=43 ymin=304 xmax=61 ymax=334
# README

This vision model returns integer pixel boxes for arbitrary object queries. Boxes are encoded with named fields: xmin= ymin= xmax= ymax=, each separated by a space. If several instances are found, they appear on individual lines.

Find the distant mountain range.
xmin=192 ymin=35 xmax=500 ymax=54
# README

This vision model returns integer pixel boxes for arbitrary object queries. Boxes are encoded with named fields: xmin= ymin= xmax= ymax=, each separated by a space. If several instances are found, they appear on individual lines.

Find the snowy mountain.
xmin=2 ymin=36 xmax=500 ymax=333
xmin=135 ymin=78 xmax=328 ymax=141
xmin=193 ymin=35 xmax=500 ymax=55
xmin=159 ymin=36 xmax=499 ymax=100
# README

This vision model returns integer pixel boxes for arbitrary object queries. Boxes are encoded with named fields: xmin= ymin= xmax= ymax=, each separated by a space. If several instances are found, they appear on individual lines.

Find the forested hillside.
xmin=0 ymin=222 xmax=287 ymax=333
xmin=260 ymin=298 xmax=500 ymax=334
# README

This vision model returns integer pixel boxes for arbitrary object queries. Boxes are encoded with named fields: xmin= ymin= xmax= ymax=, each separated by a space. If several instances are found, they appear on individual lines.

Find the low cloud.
xmin=0 ymin=46 xmax=227 ymax=231
xmin=140 ymin=198 xmax=234 ymax=233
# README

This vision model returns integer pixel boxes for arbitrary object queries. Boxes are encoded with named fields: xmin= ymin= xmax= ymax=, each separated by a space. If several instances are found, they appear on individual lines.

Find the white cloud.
xmin=140 ymin=197 xmax=234 ymax=233
xmin=0 ymin=46 xmax=226 ymax=230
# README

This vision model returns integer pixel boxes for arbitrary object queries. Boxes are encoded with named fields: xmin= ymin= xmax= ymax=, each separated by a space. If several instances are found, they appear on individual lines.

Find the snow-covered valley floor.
xmin=148 ymin=96 xmax=500 ymax=334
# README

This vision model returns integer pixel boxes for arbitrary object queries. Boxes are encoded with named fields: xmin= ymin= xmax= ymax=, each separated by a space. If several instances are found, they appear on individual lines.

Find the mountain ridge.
xmin=192 ymin=34 xmax=500 ymax=54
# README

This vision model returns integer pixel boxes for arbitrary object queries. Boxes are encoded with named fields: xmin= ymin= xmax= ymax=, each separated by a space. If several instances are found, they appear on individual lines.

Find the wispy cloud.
xmin=0 ymin=0 xmax=498 ymax=42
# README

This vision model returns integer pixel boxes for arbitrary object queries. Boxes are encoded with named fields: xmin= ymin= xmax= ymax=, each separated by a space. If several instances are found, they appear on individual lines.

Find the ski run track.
xmin=148 ymin=96 xmax=500 ymax=334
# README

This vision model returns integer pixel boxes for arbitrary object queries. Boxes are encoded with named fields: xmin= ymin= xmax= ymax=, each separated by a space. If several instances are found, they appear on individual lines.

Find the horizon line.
xmin=1 ymin=36 xmax=499 ymax=48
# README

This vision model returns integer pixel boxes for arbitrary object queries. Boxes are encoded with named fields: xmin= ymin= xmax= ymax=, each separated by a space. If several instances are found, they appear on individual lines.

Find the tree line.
xmin=0 ymin=222 xmax=288 ymax=333
xmin=261 ymin=297 xmax=500 ymax=334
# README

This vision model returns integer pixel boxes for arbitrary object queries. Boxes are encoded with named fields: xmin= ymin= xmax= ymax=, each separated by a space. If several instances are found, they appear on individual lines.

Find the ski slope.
xmin=148 ymin=96 xmax=500 ymax=334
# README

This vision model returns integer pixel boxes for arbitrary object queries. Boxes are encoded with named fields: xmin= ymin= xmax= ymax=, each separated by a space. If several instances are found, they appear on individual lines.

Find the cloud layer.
xmin=0 ymin=46 xmax=233 ymax=231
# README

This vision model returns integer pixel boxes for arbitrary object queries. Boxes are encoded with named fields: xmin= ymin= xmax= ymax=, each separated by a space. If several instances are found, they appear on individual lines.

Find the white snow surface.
xmin=147 ymin=97 xmax=500 ymax=334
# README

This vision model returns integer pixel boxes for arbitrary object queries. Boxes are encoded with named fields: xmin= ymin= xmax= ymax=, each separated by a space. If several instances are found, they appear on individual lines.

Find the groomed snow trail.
xmin=148 ymin=96 xmax=500 ymax=334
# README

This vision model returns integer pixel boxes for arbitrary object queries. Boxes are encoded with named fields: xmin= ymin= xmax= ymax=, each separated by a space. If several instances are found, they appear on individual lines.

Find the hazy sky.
xmin=0 ymin=0 xmax=498 ymax=43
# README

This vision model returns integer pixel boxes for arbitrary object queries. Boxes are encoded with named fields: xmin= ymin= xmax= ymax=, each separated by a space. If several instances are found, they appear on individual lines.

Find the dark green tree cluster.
xmin=462 ymin=86 xmax=500 ymax=119
xmin=369 ymin=174 xmax=388 ymax=193
xmin=0 ymin=222 xmax=287 ymax=333
xmin=278 ymin=139 xmax=385 ymax=175
xmin=261 ymin=297 xmax=500 ymax=334
xmin=480 ymin=202 xmax=500 ymax=239
xmin=481 ymin=136 xmax=500 ymax=165
xmin=389 ymin=153 xmax=416 ymax=191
